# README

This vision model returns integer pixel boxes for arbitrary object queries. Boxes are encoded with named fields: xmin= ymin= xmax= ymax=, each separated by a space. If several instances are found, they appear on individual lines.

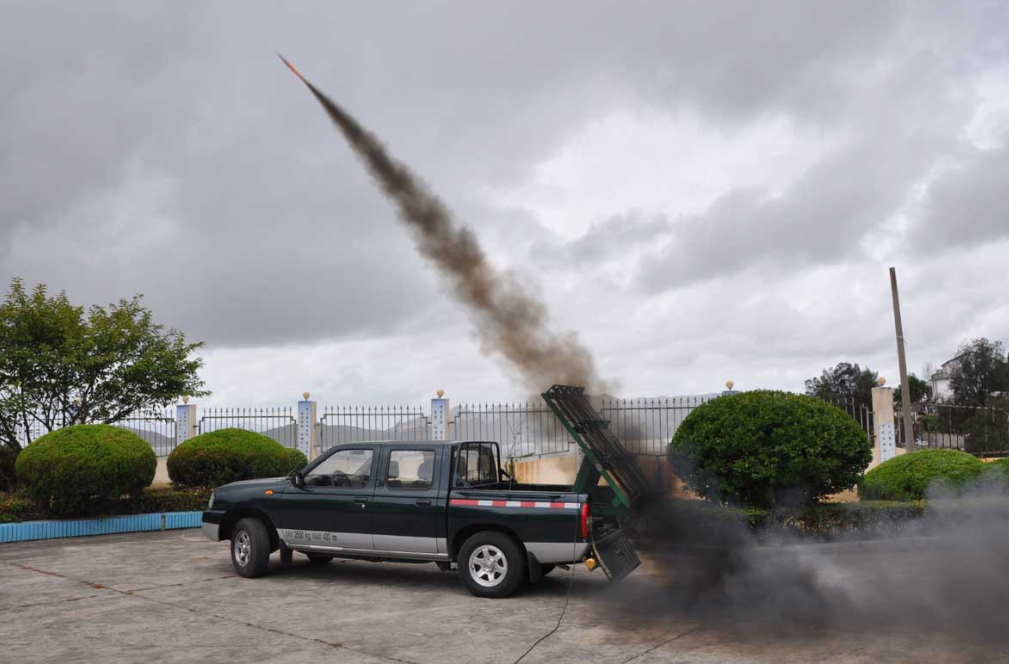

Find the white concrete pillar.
xmin=431 ymin=390 xmax=450 ymax=441
xmin=176 ymin=398 xmax=197 ymax=446
xmin=298 ymin=392 xmax=318 ymax=460
xmin=871 ymin=383 xmax=896 ymax=467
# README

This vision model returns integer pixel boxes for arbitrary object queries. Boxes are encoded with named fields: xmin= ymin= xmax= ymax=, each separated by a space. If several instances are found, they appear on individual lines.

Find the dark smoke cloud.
xmin=611 ymin=475 xmax=1009 ymax=648
xmin=283 ymin=59 xmax=604 ymax=394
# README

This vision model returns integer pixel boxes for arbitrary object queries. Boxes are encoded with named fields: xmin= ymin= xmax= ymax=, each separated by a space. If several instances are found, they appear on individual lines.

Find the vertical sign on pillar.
xmin=176 ymin=399 xmax=197 ymax=447
xmin=431 ymin=390 xmax=449 ymax=441
xmin=298 ymin=392 xmax=318 ymax=460
xmin=871 ymin=383 xmax=895 ymax=467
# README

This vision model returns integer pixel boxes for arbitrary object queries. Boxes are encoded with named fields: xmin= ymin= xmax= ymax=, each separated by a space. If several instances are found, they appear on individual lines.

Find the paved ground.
xmin=0 ymin=530 xmax=1004 ymax=663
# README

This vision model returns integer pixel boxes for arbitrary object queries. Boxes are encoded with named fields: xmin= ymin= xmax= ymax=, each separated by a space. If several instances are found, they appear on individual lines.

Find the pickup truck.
xmin=203 ymin=439 xmax=627 ymax=598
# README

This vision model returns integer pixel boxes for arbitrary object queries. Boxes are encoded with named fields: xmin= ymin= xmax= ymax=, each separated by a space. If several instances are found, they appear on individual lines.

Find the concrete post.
xmin=871 ymin=384 xmax=896 ymax=467
xmin=431 ymin=390 xmax=450 ymax=441
xmin=298 ymin=392 xmax=318 ymax=460
xmin=176 ymin=398 xmax=197 ymax=446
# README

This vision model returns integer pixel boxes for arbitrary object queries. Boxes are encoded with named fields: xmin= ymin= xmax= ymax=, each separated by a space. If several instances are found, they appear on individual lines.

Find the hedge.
xmin=167 ymin=428 xmax=307 ymax=489
xmin=15 ymin=425 xmax=157 ymax=517
xmin=0 ymin=444 xmax=18 ymax=493
xmin=0 ymin=486 xmax=212 ymax=523
xmin=858 ymin=449 xmax=986 ymax=501
xmin=669 ymin=391 xmax=872 ymax=508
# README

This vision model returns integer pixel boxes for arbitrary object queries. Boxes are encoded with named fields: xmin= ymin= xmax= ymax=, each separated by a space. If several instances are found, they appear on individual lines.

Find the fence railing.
xmin=600 ymin=396 xmax=714 ymax=456
xmin=197 ymin=407 xmax=298 ymax=448
xmin=451 ymin=401 xmax=576 ymax=458
xmin=318 ymin=405 xmax=431 ymax=452
xmin=115 ymin=409 xmax=177 ymax=457
xmin=895 ymin=402 xmax=1009 ymax=456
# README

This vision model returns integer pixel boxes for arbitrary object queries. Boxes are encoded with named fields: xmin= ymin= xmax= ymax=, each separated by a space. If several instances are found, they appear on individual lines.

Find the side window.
xmin=306 ymin=449 xmax=374 ymax=488
xmin=456 ymin=444 xmax=498 ymax=486
xmin=387 ymin=450 xmax=435 ymax=489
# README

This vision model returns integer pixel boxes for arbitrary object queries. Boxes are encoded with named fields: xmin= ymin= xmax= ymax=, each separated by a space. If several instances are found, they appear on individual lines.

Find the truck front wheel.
xmin=231 ymin=517 xmax=271 ymax=578
xmin=459 ymin=532 xmax=526 ymax=598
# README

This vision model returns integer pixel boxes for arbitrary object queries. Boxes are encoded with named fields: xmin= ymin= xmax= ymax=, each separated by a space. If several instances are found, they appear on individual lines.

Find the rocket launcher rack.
xmin=541 ymin=384 xmax=657 ymax=514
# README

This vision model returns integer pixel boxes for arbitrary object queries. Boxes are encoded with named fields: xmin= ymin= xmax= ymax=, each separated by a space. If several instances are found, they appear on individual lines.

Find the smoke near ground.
xmin=281 ymin=58 xmax=604 ymax=394
xmin=612 ymin=475 xmax=1009 ymax=648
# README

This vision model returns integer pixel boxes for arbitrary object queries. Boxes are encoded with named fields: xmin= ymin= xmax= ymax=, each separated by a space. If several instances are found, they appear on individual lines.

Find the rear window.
xmin=456 ymin=443 xmax=498 ymax=486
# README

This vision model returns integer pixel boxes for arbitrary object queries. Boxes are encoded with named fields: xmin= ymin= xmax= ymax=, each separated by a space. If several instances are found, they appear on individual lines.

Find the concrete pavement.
xmin=0 ymin=530 xmax=1002 ymax=663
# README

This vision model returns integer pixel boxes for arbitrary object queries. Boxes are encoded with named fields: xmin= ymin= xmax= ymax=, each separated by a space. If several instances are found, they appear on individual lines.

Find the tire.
xmin=231 ymin=518 xmax=271 ymax=578
xmin=539 ymin=564 xmax=556 ymax=577
xmin=458 ymin=531 xmax=526 ymax=599
xmin=306 ymin=554 xmax=334 ymax=565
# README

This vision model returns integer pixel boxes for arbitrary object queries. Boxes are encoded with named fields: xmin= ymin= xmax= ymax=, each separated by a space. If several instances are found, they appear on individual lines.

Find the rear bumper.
xmin=202 ymin=510 xmax=225 ymax=541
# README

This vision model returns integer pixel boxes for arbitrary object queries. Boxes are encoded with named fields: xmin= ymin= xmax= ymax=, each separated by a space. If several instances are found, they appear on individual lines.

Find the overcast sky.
xmin=2 ymin=1 xmax=1008 ymax=406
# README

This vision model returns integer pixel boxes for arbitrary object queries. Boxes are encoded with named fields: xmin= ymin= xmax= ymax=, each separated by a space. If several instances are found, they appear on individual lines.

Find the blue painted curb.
xmin=0 ymin=511 xmax=202 ymax=544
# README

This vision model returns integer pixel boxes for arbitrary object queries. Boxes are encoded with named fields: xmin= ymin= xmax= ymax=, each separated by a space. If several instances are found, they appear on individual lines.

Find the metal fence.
xmin=115 ymin=409 xmax=177 ymax=457
xmin=197 ymin=407 xmax=297 ymax=448
xmin=319 ymin=405 xmax=431 ymax=452
xmin=451 ymin=401 xmax=577 ymax=458
xmin=600 ymin=396 xmax=714 ymax=456
xmin=895 ymin=402 xmax=1009 ymax=456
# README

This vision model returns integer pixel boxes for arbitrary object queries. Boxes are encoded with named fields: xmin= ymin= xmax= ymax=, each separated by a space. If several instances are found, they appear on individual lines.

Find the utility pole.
xmin=889 ymin=267 xmax=914 ymax=453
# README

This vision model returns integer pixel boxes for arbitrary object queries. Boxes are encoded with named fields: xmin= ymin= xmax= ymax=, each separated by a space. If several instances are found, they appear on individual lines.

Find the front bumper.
xmin=202 ymin=510 xmax=225 ymax=541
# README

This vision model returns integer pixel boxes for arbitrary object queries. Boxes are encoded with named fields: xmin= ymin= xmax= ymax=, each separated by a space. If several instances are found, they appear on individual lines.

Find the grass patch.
xmin=0 ymin=486 xmax=210 ymax=523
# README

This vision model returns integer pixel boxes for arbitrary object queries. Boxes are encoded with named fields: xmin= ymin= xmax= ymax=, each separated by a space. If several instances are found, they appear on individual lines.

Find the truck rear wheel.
xmin=231 ymin=518 xmax=270 ymax=578
xmin=459 ymin=532 xmax=525 ymax=598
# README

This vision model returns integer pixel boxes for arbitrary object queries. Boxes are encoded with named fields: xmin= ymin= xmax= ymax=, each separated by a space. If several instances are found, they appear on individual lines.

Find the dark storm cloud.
xmin=1 ymin=0 xmax=1007 ymax=355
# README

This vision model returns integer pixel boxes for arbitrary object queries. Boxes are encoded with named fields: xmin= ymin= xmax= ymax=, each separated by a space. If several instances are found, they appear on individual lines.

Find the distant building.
xmin=929 ymin=354 xmax=966 ymax=401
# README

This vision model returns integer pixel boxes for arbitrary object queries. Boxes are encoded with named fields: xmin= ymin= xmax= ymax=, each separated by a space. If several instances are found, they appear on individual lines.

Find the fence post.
xmin=431 ymin=390 xmax=450 ymax=441
xmin=176 ymin=397 xmax=197 ymax=446
xmin=298 ymin=392 xmax=318 ymax=460
xmin=871 ymin=380 xmax=896 ymax=467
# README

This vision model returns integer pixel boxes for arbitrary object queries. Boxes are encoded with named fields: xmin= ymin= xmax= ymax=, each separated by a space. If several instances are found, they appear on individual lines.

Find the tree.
xmin=804 ymin=362 xmax=878 ymax=407
xmin=893 ymin=374 xmax=932 ymax=404
xmin=948 ymin=338 xmax=1009 ymax=408
xmin=0 ymin=279 xmax=209 ymax=458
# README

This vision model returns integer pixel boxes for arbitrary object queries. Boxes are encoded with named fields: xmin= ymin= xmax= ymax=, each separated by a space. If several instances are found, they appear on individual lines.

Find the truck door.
xmin=371 ymin=445 xmax=445 ymax=555
xmin=279 ymin=445 xmax=377 ymax=552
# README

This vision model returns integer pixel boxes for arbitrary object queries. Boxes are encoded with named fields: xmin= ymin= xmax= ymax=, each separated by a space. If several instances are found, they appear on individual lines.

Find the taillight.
xmin=580 ymin=502 xmax=591 ymax=539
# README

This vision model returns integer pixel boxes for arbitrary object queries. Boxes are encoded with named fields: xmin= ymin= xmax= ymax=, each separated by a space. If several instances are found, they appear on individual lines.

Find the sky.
xmin=2 ymin=1 xmax=1008 ymax=407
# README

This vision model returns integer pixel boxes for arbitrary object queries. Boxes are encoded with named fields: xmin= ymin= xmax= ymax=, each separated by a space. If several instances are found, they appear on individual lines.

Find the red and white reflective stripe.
xmin=450 ymin=499 xmax=579 ymax=510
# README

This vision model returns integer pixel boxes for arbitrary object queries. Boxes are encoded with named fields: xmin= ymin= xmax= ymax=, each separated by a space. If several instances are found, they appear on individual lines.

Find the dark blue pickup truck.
xmin=203 ymin=439 xmax=634 ymax=598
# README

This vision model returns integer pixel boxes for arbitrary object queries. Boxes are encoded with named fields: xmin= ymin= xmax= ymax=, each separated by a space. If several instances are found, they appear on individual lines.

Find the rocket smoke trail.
xmin=280 ymin=56 xmax=604 ymax=393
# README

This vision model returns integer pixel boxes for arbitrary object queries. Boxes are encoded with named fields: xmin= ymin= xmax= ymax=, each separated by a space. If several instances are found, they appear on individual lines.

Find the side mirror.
xmin=291 ymin=471 xmax=305 ymax=488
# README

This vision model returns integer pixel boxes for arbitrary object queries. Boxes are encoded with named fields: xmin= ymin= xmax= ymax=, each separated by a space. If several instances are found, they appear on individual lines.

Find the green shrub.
xmin=858 ymin=449 xmax=985 ymax=501
xmin=669 ymin=391 xmax=872 ymax=508
xmin=283 ymin=447 xmax=308 ymax=473
xmin=136 ymin=485 xmax=213 ymax=513
xmin=0 ymin=492 xmax=37 ymax=522
xmin=976 ymin=458 xmax=1008 ymax=478
xmin=0 ymin=445 xmax=18 ymax=492
xmin=15 ymin=425 xmax=156 ymax=517
xmin=167 ymin=428 xmax=302 ymax=488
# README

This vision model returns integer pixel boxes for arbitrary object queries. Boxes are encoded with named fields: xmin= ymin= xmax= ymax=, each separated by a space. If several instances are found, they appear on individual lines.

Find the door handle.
xmin=353 ymin=497 xmax=369 ymax=508
xmin=415 ymin=499 xmax=432 ymax=506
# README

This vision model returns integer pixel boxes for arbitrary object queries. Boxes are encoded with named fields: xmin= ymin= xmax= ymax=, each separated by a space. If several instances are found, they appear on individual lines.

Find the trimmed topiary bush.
xmin=669 ymin=391 xmax=872 ymax=508
xmin=858 ymin=449 xmax=986 ymax=501
xmin=15 ymin=425 xmax=156 ymax=517
xmin=167 ymin=428 xmax=305 ymax=489
xmin=0 ymin=445 xmax=18 ymax=492
xmin=283 ymin=447 xmax=308 ymax=473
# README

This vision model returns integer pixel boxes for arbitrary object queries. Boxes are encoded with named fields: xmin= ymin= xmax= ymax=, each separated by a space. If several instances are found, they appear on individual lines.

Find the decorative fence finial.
xmin=303 ymin=391 xmax=311 ymax=400
xmin=877 ymin=377 xmax=886 ymax=387
xmin=182 ymin=395 xmax=189 ymax=404
xmin=437 ymin=389 xmax=444 ymax=398
xmin=725 ymin=380 xmax=734 ymax=390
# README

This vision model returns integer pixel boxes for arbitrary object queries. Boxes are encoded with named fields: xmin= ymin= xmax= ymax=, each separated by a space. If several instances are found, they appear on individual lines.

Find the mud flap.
xmin=592 ymin=524 xmax=640 ymax=582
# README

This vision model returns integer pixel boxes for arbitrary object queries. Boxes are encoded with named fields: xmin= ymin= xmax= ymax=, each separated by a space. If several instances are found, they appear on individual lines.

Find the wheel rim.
xmin=234 ymin=531 xmax=252 ymax=567
xmin=468 ymin=544 xmax=507 ymax=588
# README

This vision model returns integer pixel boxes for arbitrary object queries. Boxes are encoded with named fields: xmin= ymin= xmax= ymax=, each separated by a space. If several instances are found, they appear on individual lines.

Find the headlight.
xmin=207 ymin=492 xmax=215 ymax=510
